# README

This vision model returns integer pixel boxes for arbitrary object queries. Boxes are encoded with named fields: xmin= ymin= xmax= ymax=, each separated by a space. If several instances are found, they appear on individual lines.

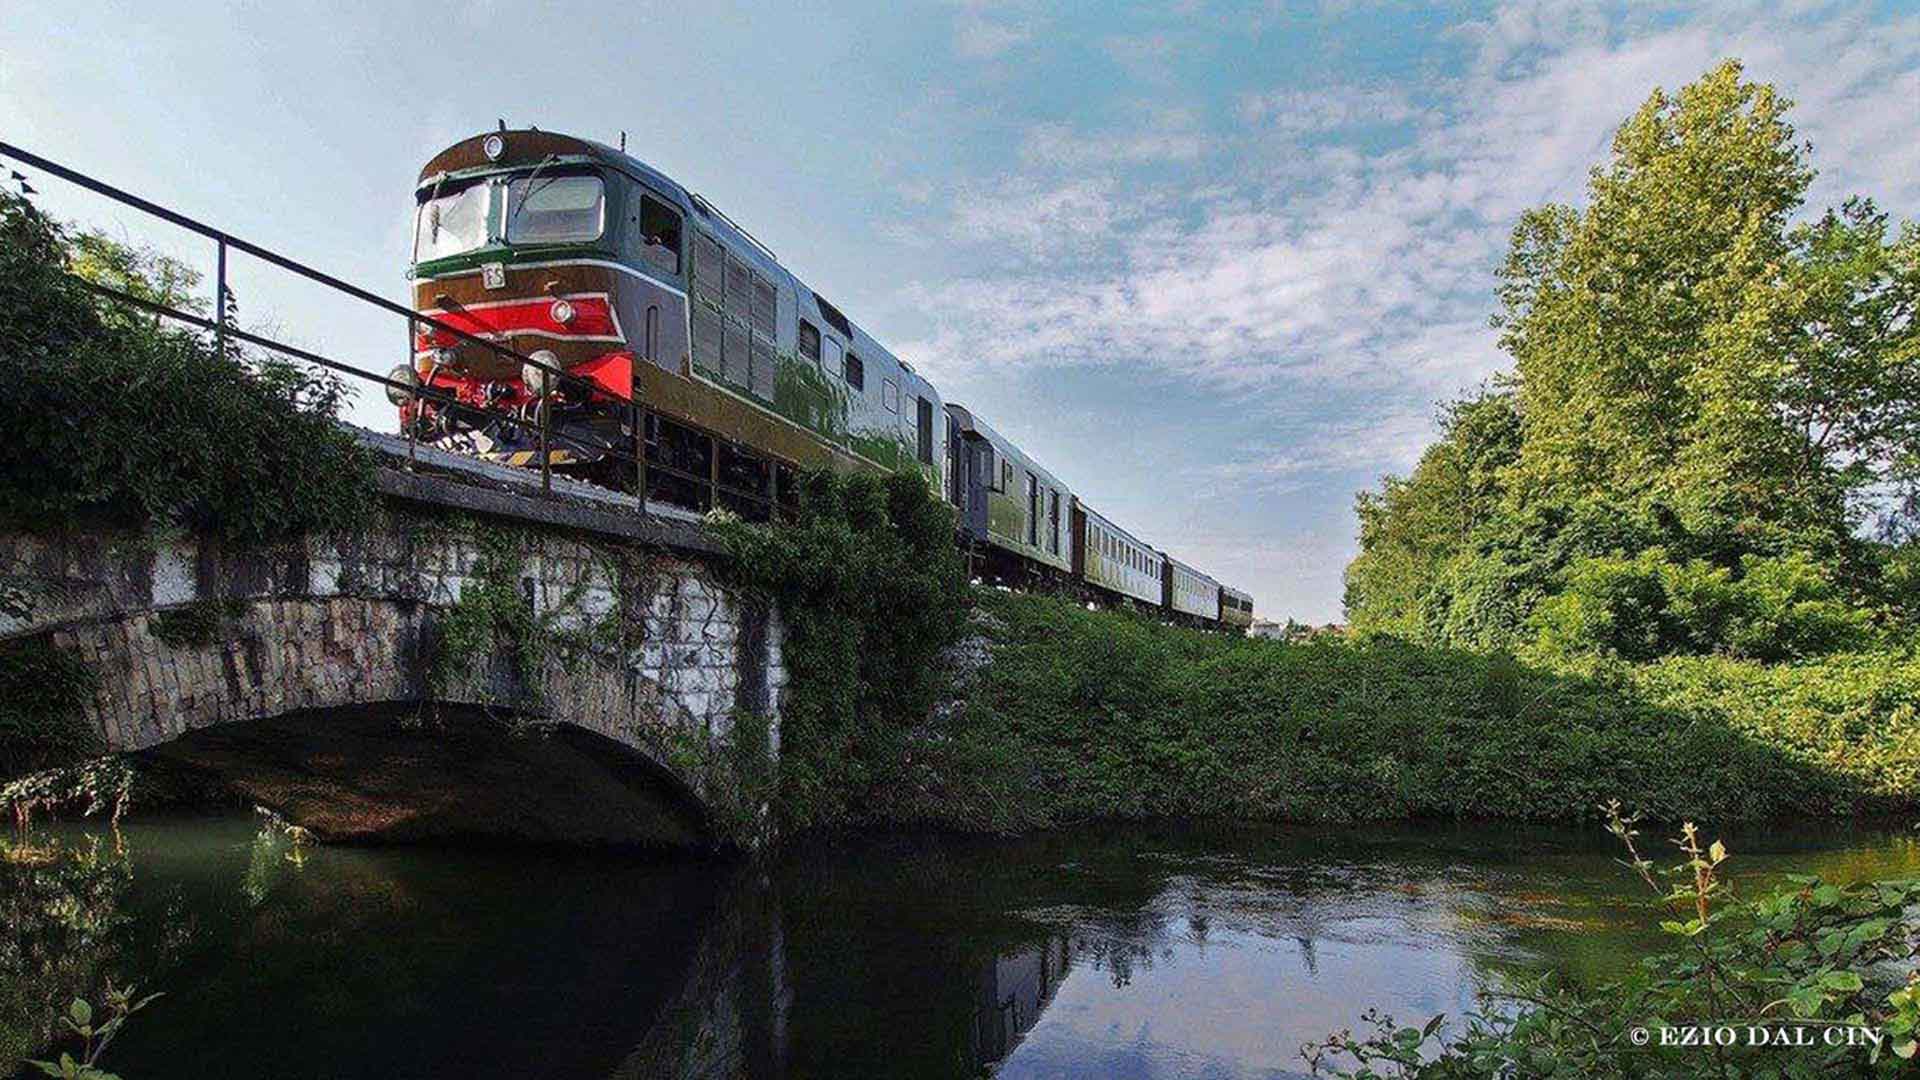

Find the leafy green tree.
xmin=67 ymin=229 xmax=209 ymax=328
xmin=1347 ymin=60 xmax=1920 ymax=660
xmin=0 ymin=191 xmax=373 ymax=545
xmin=1344 ymin=388 xmax=1520 ymax=640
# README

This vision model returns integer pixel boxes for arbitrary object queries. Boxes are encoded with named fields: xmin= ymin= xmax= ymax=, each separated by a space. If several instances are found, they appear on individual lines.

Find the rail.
xmin=0 ymin=140 xmax=789 ymax=522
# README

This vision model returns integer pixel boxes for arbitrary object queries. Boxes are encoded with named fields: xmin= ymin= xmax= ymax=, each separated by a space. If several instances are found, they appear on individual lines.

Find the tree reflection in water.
xmin=2 ymin=816 xmax=1914 ymax=1079
xmin=0 ymin=837 xmax=135 ymax=1074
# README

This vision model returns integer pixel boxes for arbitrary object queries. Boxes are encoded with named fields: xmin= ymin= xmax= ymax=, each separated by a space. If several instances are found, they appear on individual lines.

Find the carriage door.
xmin=946 ymin=414 xmax=963 ymax=506
xmin=962 ymin=438 xmax=991 ymax=540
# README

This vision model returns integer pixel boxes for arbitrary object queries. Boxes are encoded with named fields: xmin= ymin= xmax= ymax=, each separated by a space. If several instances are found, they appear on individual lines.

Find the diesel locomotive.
xmin=399 ymin=128 xmax=1252 ymax=628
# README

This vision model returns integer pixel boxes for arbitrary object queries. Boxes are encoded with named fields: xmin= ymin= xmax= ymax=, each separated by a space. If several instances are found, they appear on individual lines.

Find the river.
xmin=5 ymin=814 xmax=1916 ymax=1079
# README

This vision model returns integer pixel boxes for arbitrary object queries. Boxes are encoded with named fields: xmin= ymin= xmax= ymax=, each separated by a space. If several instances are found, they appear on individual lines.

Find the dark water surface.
xmin=9 ymin=814 xmax=1918 ymax=1079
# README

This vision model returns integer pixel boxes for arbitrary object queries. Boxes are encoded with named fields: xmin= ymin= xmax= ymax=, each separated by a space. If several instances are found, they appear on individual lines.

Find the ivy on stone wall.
xmin=665 ymin=707 xmax=776 ymax=849
xmin=424 ymin=520 xmax=622 ymax=715
xmin=150 ymin=598 xmax=249 ymax=650
xmin=710 ymin=469 xmax=971 ymax=833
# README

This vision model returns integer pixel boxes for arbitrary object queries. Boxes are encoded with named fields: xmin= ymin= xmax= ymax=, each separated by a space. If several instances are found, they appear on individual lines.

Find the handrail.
xmin=0 ymin=140 xmax=550 ymax=380
xmin=0 ymin=139 xmax=662 ymax=500
xmin=1 ymin=140 xmax=791 ymax=522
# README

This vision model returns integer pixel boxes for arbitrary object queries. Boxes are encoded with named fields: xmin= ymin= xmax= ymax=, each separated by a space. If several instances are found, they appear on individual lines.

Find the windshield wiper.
xmin=504 ymin=155 xmax=563 ymax=235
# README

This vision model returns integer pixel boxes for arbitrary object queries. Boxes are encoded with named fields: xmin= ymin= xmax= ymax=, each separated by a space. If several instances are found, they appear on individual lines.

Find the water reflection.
xmin=972 ymin=936 xmax=1070 ymax=1068
xmin=1 ymin=817 xmax=1914 ymax=1079
xmin=0 ymin=836 xmax=135 ymax=1074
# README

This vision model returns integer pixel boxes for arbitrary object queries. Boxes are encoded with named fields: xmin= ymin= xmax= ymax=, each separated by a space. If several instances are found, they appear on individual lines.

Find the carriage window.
xmin=916 ymin=398 xmax=934 ymax=464
xmin=636 ymin=193 xmax=681 ymax=275
xmin=882 ymin=378 xmax=899 ymax=413
xmin=845 ymin=353 xmax=865 ymax=391
xmin=1048 ymin=491 xmax=1061 ymax=554
xmin=414 ymin=180 xmax=491 ymax=262
xmin=823 ymin=337 xmax=844 ymax=383
xmin=504 ymin=174 xmax=605 ymax=244
xmin=798 ymin=320 xmax=821 ymax=364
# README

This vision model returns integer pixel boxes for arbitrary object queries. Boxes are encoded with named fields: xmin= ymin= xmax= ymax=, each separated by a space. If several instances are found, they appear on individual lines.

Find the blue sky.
xmin=5 ymin=1 xmax=1917 ymax=622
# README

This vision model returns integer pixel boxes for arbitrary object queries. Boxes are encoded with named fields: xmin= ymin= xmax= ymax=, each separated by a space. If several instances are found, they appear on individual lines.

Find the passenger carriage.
xmin=1218 ymin=584 xmax=1255 ymax=631
xmin=1164 ymin=557 xmax=1220 ymax=627
xmin=1074 ymin=503 xmax=1164 ymax=609
xmin=944 ymin=404 xmax=1073 ymax=584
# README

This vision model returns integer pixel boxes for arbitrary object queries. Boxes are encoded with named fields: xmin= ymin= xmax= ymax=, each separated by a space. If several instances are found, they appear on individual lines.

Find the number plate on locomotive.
xmin=481 ymin=262 xmax=506 ymax=290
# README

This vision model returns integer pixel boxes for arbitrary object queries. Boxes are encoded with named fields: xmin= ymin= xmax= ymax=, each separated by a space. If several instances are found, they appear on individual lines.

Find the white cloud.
xmin=1238 ymin=85 xmax=1425 ymax=135
xmin=1019 ymin=119 xmax=1208 ymax=168
xmin=943 ymin=175 xmax=1128 ymax=255
xmin=1206 ymin=406 xmax=1437 ymax=492
xmin=951 ymin=2 xmax=1036 ymax=59
xmin=899 ymin=0 xmax=1920 ymax=486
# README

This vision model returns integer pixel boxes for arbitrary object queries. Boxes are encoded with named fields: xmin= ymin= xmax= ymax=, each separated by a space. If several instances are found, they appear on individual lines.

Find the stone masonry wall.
xmin=0 ymin=502 xmax=785 ymax=820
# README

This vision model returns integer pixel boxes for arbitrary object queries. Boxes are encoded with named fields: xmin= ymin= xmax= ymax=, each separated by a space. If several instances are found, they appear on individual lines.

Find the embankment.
xmin=867 ymin=591 xmax=1920 ymax=833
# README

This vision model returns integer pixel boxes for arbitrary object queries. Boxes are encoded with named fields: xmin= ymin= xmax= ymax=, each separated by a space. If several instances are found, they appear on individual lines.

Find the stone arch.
xmin=2 ymin=499 xmax=785 ymax=847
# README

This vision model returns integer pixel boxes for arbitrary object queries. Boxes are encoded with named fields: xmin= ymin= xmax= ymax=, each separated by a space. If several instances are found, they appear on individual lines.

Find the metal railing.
xmin=0 ymin=141 xmax=798 ymax=518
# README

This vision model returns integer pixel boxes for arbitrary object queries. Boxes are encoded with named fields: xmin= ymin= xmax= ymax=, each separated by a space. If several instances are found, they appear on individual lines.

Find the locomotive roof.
xmin=417 ymin=130 xmax=693 ymax=211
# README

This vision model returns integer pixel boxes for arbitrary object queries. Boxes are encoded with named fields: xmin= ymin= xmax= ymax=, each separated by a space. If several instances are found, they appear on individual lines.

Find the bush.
xmin=1530 ymin=550 xmax=1875 ymax=663
xmin=710 ymin=468 xmax=972 ymax=833
xmin=0 ymin=639 xmax=99 ymax=782
xmin=878 ymin=592 xmax=1919 ymax=831
xmin=0 ymin=190 xmax=374 ymax=545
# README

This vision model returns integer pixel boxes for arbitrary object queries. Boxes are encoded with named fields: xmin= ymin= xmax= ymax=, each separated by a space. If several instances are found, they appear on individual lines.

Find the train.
xmin=396 ymin=128 xmax=1253 ymax=630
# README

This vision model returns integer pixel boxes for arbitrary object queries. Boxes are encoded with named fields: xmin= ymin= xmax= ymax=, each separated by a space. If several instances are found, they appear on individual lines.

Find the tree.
xmin=1344 ymin=388 xmax=1520 ymax=640
xmin=1346 ymin=60 xmax=1919 ymax=658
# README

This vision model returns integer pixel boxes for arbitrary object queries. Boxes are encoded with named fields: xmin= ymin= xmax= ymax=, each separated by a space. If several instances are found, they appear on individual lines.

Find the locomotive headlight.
xmin=523 ymin=350 xmax=559 ymax=396
xmin=483 ymin=134 xmax=505 ymax=161
xmin=548 ymin=298 xmax=575 ymax=325
xmin=384 ymin=363 xmax=417 ymax=406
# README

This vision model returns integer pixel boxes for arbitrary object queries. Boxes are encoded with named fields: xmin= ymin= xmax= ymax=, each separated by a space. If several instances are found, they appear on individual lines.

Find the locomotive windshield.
xmin=504 ymin=174 xmax=604 ymax=244
xmin=412 ymin=171 xmax=608 ymax=264
xmin=413 ymin=180 xmax=490 ymax=262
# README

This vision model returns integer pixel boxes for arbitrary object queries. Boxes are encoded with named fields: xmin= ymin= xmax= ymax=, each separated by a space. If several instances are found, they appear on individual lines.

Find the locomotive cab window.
xmin=634 ymin=193 xmax=682 ymax=275
xmin=798 ymin=320 xmax=821 ymax=365
xmin=504 ymin=174 xmax=605 ymax=245
xmin=414 ymin=179 xmax=491 ymax=263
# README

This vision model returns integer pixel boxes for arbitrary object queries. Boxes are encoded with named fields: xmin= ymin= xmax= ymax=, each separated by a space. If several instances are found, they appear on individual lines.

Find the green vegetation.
xmin=0 ymin=639 xmax=100 ymax=783
xmin=875 ymin=591 xmax=1918 ymax=831
xmin=423 ymin=521 xmax=616 ymax=707
xmin=1342 ymin=61 xmax=1919 ymax=665
xmin=25 ymin=982 xmax=161 ymax=1080
xmin=710 ymin=468 xmax=970 ymax=834
xmin=1309 ymin=807 xmax=1920 ymax=1078
xmin=1318 ymin=59 xmax=1920 ymax=1078
xmin=0 ymin=838 xmax=136 ymax=1077
xmin=0 ymin=189 xmax=374 ymax=546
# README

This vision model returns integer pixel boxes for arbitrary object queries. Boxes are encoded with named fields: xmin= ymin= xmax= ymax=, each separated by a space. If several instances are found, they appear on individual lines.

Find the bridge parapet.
xmin=1 ymin=461 xmax=783 ymax=847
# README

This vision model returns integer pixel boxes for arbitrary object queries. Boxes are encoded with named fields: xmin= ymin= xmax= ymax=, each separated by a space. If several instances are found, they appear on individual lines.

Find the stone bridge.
xmin=0 ymin=432 xmax=785 ymax=848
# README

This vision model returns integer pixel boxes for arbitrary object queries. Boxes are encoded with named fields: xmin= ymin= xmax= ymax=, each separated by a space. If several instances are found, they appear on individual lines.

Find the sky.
xmin=4 ymin=1 xmax=1917 ymax=623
